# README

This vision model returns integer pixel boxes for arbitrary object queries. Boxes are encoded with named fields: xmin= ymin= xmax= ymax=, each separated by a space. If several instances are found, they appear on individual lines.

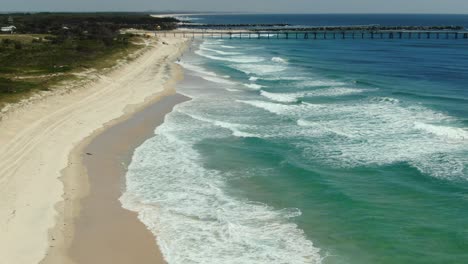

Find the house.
xmin=1 ymin=26 xmax=16 ymax=34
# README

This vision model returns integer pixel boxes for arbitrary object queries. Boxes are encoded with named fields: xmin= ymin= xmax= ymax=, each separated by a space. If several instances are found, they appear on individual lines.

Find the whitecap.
xmin=232 ymin=64 xmax=288 ymax=75
xmin=271 ymin=57 xmax=288 ymax=64
xmin=371 ymin=97 xmax=400 ymax=104
xmin=185 ymin=113 xmax=258 ymax=138
xmin=202 ymin=76 xmax=236 ymax=85
xmin=259 ymin=88 xmax=364 ymax=103
xmin=237 ymin=100 xmax=316 ymax=116
xmin=305 ymin=88 xmax=365 ymax=97
xmin=178 ymin=62 xmax=236 ymax=85
xmin=244 ymin=83 xmax=264 ymax=90
xmin=298 ymin=80 xmax=347 ymax=87
xmin=262 ymin=76 xmax=311 ymax=81
xmin=195 ymin=50 xmax=264 ymax=64
xmin=239 ymin=98 xmax=467 ymax=179
xmin=260 ymin=90 xmax=300 ymax=103
xmin=297 ymin=102 xmax=467 ymax=179
xmin=200 ymin=46 xmax=242 ymax=55
xmin=414 ymin=122 xmax=468 ymax=141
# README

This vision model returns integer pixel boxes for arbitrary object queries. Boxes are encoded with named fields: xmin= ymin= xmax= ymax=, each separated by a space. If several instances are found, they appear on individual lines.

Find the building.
xmin=1 ymin=26 xmax=16 ymax=34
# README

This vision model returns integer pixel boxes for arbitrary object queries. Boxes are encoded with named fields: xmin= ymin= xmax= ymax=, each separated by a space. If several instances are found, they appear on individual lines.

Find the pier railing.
xmin=153 ymin=30 xmax=468 ymax=40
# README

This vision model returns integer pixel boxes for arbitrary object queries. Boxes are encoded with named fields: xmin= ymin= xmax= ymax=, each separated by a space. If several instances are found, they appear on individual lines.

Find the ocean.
xmin=121 ymin=14 xmax=468 ymax=264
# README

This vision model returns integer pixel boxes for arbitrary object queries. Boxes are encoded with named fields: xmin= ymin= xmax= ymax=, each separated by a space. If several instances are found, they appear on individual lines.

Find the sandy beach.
xmin=0 ymin=36 xmax=189 ymax=264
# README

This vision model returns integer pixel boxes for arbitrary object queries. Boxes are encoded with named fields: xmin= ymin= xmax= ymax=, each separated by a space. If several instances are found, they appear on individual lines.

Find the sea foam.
xmin=240 ymin=98 xmax=467 ymax=179
xmin=232 ymin=64 xmax=288 ymax=75
xmin=121 ymin=104 xmax=322 ymax=264
xmin=259 ymin=88 xmax=365 ymax=103
xmin=184 ymin=112 xmax=258 ymax=138
xmin=271 ymin=57 xmax=288 ymax=64
xmin=414 ymin=122 xmax=468 ymax=141
xmin=200 ymin=46 xmax=242 ymax=55
xmin=244 ymin=83 xmax=264 ymax=90
xmin=195 ymin=50 xmax=264 ymax=64
xmin=178 ymin=62 xmax=236 ymax=85
xmin=260 ymin=90 xmax=300 ymax=103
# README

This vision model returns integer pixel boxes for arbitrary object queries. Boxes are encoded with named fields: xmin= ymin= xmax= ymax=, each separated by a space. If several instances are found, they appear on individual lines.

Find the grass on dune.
xmin=0 ymin=34 xmax=143 ymax=107
xmin=0 ymin=12 xmax=178 ymax=108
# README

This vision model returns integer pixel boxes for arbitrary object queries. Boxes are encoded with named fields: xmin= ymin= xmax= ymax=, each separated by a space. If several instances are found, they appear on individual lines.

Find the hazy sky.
xmin=4 ymin=0 xmax=468 ymax=14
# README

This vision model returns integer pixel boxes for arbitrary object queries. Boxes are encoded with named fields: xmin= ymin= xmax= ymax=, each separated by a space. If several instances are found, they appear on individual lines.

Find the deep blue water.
xmin=123 ymin=15 xmax=468 ymax=264
xmin=185 ymin=14 xmax=468 ymax=28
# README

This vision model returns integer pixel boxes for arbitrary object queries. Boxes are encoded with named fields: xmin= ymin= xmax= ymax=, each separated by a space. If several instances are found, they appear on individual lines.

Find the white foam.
xmin=271 ymin=57 xmax=287 ymax=64
xmin=297 ymin=119 xmax=358 ymax=139
xmin=121 ymin=107 xmax=322 ymax=263
xmin=298 ymin=80 xmax=347 ymax=87
xmin=202 ymin=76 xmax=236 ymax=85
xmin=262 ymin=76 xmax=311 ymax=81
xmin=195 ymin=50 xmax=264 ymax=64
xmin=200 ymin=46 xmax=242 ymax=55
xmin=178 ymin=62 xmax=236 ymax=85
xmin=414 ymin=122 xmax=468 ymax=141
xmin=221 ymin=45 xmax=236 ymax=49
xmin=226 ymin=88 xmax=241 ymax=92
xmin=255 ymin=77 xmax=343 ymax=85
xmin=182 ymin=41 xmax=466 ymax=181
xmin=305 ymin=87 xmax=365 ymax=97
xmin=232 ymin=64 xmax=288 ymax=75
xmin=239 ymin=98 xmax=467 ymax=179
xmin=371 ymin=97 xmax=400 ymax=104
xmin=185 ymin=113 xmax=258 ymax=138
xmin=237 ymin=100 xmax=315 ymax=116
xmin=260 ymin=90 xmax=300 ymax=103
xmin=244 ymin=83 xmax=264 ymax=90
xmin=174 ymin=16 xmax=203 ymax=21
xmin=259 ymin=88 xmax=364 ymax=103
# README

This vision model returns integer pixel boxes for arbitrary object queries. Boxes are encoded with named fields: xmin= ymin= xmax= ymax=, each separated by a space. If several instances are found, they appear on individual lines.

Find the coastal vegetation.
xmin=0 ymin=13 xmax=178 ymax=107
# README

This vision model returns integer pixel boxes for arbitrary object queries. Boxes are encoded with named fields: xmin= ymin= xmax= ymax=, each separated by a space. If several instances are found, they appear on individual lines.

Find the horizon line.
xmin=1 ymin=11 xmax=468 ymax=15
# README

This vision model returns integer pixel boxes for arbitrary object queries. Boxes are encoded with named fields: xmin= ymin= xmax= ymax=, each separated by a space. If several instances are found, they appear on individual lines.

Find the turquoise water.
xmin=123 ymin=16 xmax=468 ymax=264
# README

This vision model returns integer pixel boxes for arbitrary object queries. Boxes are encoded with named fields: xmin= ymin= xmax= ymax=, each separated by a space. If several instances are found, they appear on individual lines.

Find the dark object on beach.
xmin=86 ymin=152 xmax=93 ymax=156
xmin=162 ymin=41 xmax=168 ymax=45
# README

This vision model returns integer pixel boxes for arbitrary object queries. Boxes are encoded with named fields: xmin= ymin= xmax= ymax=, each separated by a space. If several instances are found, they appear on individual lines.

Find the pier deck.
xmin=154 ymin=30 xmax=468 ymax=40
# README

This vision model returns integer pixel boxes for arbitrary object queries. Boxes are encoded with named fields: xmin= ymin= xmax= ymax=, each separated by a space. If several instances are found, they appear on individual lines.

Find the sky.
xmin=3 ymin=0 xmax=468 ymax=14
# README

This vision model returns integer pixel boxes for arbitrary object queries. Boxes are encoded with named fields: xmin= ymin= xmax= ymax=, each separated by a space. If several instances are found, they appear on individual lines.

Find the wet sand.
xmin=69 ymin=93 xmax=190 ymax=264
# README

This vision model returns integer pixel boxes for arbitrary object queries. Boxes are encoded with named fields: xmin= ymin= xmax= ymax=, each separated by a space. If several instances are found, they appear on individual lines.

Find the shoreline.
xmin=47 ymin=93 xmax=190 ymax=264
xmin=0 ymin=36 xmax=190 ymax=264
xmin=43 ymin=44 xmax=191 ymax=264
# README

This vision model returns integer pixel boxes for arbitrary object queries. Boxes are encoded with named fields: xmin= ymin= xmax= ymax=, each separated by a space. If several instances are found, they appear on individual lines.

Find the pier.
xmin=154 ymin=30 xmax=468 ymax=40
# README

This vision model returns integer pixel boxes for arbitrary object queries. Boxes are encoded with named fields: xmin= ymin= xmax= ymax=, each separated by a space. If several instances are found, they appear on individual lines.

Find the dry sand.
xmin=44 ymin=94 xmax=189 ymax=264
xmin=0 ymin=37 xmax=190 ymax=264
